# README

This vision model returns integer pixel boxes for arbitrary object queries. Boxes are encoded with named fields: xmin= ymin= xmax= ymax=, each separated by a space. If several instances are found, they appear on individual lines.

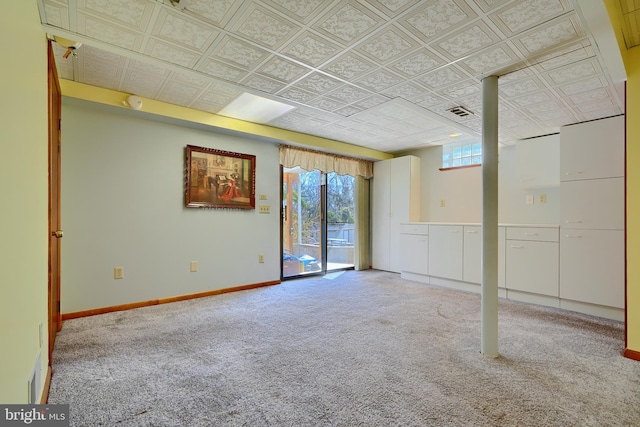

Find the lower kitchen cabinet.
xmin=560 ymin=229 xmax=624 ymax=308
xmin=428 ymin=225 xmax=463 ymax=281
xmin=506 ymin=227 xmax=559 ymax=297
xmin=399 ymin=224 xmax=428 ymax=276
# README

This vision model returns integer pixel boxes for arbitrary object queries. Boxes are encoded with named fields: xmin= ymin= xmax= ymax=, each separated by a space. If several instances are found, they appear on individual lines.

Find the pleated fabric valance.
xmin=279 ymin=145 xmax=373 ymax=179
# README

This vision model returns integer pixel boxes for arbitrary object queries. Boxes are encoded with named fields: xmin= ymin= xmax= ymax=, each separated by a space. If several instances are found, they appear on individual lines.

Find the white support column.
xmin=481 ymin=75 xmax=499 ymax=358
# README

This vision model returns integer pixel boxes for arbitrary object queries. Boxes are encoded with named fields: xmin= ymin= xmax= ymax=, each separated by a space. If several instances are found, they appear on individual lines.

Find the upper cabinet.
xmin=560 ymin=115 xmax=624 ymax=181
xmin=372 ymin=156 xmax=420 ymax=272
xmin=516 ymin=134 xmax=560 ymax=188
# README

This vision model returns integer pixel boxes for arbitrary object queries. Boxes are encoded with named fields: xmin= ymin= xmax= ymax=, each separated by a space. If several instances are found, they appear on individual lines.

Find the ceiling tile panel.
xmin=499 ymin=77 xmax=545 ymax=98
xmin=555 ymin=76 xmax=610 ymax=97
xmin=261 ymin=0 xmax=329 ymax=24
xmin=542 ymin=58 xmax=602 ymax=86
xmin=459 ymin=44 xmax=520 ymax=75
xmin=145 ymin=39 xmax=200 ymax=67
xmin=381 ymin=82 xmax=430 ymax=100
xmin=414 ymin=65 xmax=468 ymax=89
xmin=281 ymin=32 xmax=342 ymax=67
xmin=307 ymin=97 xmax=345 ymax=112
xmin=76 ymin=14 xmax=144 ymax=50
xmin=76 ymin=46 xmax=126 ymax=90
xmin=400 ymin=0 xmax=477 ymax=43
xmin=293 ymin=72 xmax=343 ymax=94
xmin=198 ymin=58 xmax=248 ymax=82
xmin=489 ymin=0 xmax=569 ymax=35
xmin=257 ymin=57 xmax=310 ymax=83
xmin=356 ymin=27 xmax=419 ymax=63
xmin=277 ymin=87 xmax=319 ymax=103
xmin=151 ymin=9 xmax=220 ymax=52
xmin=157 ymin=80 xmax=205 ymax=106
xmin=326 ymin=85 xmax=371 ymax=103
xmin=365 ymin=0 xmax=421 ymax=18
xmin=389 ymin=49 xmax=443 ymax=78
xmin=513 ymin=14 xmax=585 ymax=56
xmin=313 ymin=1 xmax=382 ymax=45
xmin=355 ymin=69 xmax=405 ymax=92
xmin=434 ymin=21 xmax=501 ymax=60
xmin=242 ymin=75 xmax=287 ymax=93
xmin=211 ymin=36 xmax=271 ymax=69
xmin=184 ymin=0 xmax=244 ymax=28
xmin=335 ymin=106 xmax=363 ymax=116
xmin=78 ymin=0 xmax=154 ymax=30
xmin=532 ymin=41 xmax=593 ymax=71
xmin=509 ymin=90 xmax=554 ymax=107
xmin=353 ymin=95 xmax=390 ymax=110
xmin=42 ymin=0 xmax=70 ymax=29
xmin=121 ymin=70 xmax=168 ymax=99
xmin=321 ymin=53 xmax=377 ymax=79
xmin=232 ymin=4 xmax=301 ymax=49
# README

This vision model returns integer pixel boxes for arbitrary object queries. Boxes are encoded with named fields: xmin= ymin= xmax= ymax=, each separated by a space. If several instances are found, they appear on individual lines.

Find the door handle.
xmin=52 ymin=230 xmax=64 ymax=238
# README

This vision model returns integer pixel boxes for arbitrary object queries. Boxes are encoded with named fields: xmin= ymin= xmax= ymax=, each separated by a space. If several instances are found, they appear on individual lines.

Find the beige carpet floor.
xmin=49 ymin=270 xmax=640 ymax=426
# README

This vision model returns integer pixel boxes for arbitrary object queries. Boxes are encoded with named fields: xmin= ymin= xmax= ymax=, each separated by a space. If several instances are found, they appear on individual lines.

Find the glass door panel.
xmin=282 ymin=167 xmax=322 ymax=278
xmin=326 ymin=172 xmax=355 ymax=272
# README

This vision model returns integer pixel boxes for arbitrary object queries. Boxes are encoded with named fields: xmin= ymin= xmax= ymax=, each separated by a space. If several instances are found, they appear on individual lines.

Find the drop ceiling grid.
xmin=40 ymin=0 xmax=625 ymax=152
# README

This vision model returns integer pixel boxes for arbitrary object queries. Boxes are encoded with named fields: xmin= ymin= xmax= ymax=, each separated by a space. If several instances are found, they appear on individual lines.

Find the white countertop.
xmin=401 ymin=222 xmax=559 ymax=228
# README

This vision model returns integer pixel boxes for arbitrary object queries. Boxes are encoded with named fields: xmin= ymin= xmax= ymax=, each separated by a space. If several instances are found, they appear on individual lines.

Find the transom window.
xmin=442 ymin=140 xmax=482 ymax=169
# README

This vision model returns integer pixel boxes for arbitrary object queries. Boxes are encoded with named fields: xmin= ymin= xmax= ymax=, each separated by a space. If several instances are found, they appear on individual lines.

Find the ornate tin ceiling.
xmin=38 ymin=0 xmax=625 ymax=153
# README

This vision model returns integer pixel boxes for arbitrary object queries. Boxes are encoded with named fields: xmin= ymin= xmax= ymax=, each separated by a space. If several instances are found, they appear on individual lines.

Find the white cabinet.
xmin=560 ymin=178 xmax=624 ymax=230
xmin=463 ymin=226 xmax=481 ymax=283
xmin=560 ymin=115 xmax=624 ymax=181
xmin=428 ymin=225 xmax=463 ymax=281
xmin=372 ymin=156 xmax=420 ymax=272
xmin=559 ymin=115 xmax=624 ymax=312
xmin=560 ymin=229 xmax=624 ymax=308
xmin=516 ymin=134 xmax=559 ymax=188
xmin=399 ymin=223 xmax=428 ymax=276
xmin=506 ymin=227 xmax=559 ymax=297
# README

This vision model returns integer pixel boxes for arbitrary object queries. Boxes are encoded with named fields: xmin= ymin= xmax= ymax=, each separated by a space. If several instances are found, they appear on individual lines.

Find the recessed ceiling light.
xmin=450 ymin=133 xmax=460 ymax=137
xmin=218 ymin=93 xmax=295 ymax=124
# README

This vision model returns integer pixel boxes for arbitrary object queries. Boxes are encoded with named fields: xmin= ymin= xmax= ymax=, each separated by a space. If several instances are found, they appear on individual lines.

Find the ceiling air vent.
xmin=447 ymin=106 xmax=474 ymax=117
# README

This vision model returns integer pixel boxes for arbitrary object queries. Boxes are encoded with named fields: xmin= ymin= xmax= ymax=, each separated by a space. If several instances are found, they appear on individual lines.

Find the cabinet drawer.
xmin=399 ymin=223 xmax=429 ymax=235
xmin=506 ymin=227 xmax=559 ymax=242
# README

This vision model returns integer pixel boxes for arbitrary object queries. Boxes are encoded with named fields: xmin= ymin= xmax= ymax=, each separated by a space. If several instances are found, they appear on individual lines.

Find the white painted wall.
xmin=61 ymin=98 xmax=281 ymax=313
xmin=407 ymin=136 xmax=560 ymax=225
xmin=0 ymin=2 xmax=49 ymax=403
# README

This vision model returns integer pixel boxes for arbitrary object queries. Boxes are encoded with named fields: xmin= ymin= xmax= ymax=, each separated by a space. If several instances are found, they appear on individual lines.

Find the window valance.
xmin=279 ymin=145 xmax=373 ymax=179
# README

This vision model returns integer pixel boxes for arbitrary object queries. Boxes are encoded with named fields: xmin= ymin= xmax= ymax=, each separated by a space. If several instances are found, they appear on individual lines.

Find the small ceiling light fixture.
xmin=447 ymin=106 xmax=474 ymax=117
xmin=53 ymin=36 xmax=82 ymax=59
xmin=123 ymin=95 xmax=143 ymax=110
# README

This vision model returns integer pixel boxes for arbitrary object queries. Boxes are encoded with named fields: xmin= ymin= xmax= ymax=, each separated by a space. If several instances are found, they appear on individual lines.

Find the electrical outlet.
xmin=190 ymin=260 xmax=198 ymax=272
xmin=538 ymin=194 xmax=547 ymax=204
xmin=114 ymin=267 xmax=124 ymax=279
xmin=259 ymin=205 xmax=270 ymax=214
xmin=440 ymin=199 xmax=445 ymax=207
xmin=259 ymin=254 xmax=264 ymax=263
xmin=526 ymin=195 xmax=534 ymax=205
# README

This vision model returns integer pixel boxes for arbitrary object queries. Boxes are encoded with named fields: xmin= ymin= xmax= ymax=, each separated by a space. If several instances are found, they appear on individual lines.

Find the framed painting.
xmin=185 ymin=145 xmax=256 ymax=209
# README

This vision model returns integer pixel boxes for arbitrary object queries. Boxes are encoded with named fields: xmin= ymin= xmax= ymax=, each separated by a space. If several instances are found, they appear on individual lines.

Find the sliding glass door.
xmin=282 ymin=167 xmax=355 ymax=279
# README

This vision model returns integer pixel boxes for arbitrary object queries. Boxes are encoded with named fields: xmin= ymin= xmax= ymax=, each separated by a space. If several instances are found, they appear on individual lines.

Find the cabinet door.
xmin=516 ymin=134 xmax=559 ymax=188
xmin=371 ymin=160 xmax=390 ymax=271
xmin=428 ymin=225 xmax=463 ymax=280
xmin=560 ymin=178 xmax=624 ymax=230
xmin=506 ymin=241 xmax=559 ymax=296
xmin=463 ymin=226 xmax=481 ymax=283
xmin=560 ymin=229 xmax=624 ymax=308
xmin=400 ymin=233 xmax=428 ymax=275
xmin=560 ymin=115 xmax=624 ymax=181
xmin=389 ymin=157 xmax=419 ymax=272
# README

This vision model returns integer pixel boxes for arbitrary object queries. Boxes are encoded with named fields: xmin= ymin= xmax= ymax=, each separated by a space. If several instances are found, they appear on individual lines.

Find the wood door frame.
xmin=48 ymin=40 xmax=62 ymax=363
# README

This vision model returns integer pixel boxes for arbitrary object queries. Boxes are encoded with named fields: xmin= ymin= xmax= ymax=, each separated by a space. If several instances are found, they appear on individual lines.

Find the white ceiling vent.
xmin=447 ymin=106 xmax=474 ymax=117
